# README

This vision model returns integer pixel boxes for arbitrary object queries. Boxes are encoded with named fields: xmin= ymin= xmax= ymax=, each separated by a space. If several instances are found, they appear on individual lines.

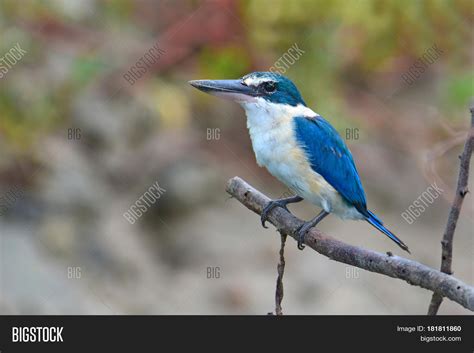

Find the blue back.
xmin=293 ymin=116 xmax=368 ymax=213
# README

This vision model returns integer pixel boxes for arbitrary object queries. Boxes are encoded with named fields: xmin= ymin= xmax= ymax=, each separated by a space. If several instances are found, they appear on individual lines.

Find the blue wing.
xmin=293 ymin=115 xmax=367 ymax=213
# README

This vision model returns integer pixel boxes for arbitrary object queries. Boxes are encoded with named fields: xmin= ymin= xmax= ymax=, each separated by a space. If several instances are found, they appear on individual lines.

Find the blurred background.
xmin=0 ymin=0 xmax=472 ymax=314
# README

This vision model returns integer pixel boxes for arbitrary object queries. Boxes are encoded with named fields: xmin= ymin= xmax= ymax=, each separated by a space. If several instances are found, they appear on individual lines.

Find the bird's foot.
xmin=260 ymin=195 xmax=303 ymax=228
xmin=295 ymin=222 xmax=314 ymax=250
xmin=294 ymin=210 xmax=330 ymax=250
xmin=261 ymin=200 xmax=289 ymax=228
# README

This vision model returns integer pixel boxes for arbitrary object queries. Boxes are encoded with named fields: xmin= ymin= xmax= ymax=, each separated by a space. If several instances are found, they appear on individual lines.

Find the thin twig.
xmin=275 ymin=232 xmax=287 ymax=315
xmin=427 ymin=104 xmax=474 ymax=315
xmin=226 ymin=177 xmax=474 ymax=312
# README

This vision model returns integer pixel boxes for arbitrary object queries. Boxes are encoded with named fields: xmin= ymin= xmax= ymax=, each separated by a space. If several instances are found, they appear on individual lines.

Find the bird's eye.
xmin=262 ymin=81 xmax=276 ymax=93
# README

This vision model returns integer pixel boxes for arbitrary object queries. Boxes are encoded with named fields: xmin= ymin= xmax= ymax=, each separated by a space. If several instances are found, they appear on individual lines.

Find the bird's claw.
xmin=295 ymin=223 xmax=311 ymax=250
xmin=297 ymin=239 xmax=306 ymax=250
xmin=261 ymin=200 xmax=288 ymax=228
xmin=294 ymin=210 xmax=329 ymax=250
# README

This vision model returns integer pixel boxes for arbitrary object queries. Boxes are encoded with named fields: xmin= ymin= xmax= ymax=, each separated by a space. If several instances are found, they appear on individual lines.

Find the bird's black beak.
xmin=188 ymin=79 xmax=257 ymax=102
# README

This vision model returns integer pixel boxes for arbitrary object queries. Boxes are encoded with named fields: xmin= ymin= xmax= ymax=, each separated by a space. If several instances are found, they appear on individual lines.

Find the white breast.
xmin=240 ymin=98 xmax=363 ymax=220
xmin=242 ymin=99 xmax=314 ymax=164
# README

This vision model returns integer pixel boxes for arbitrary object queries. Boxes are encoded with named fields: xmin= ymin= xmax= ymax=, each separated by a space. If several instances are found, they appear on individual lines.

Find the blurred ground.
xmin=0 ymin=0 xmax=473 ymax=314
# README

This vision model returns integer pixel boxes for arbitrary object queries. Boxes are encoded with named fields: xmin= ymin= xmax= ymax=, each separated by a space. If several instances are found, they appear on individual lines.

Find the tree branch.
xmin=226 ymin=176 xmax=474 ymax=312
xmin=428 ymin=105 xmax=474 ymax=315
xmin=274 ymin=232 xmax=286 ymax=316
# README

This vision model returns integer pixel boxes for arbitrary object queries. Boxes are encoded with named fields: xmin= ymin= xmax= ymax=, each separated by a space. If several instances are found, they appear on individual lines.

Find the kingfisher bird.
xmin=189 ymin=72 xmax=410 ymax=253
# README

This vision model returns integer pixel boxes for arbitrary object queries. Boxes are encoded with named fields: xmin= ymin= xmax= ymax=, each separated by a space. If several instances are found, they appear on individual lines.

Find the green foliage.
xmin=198 ymin=46 xmax=251 ymax=78
xmin=444 ymin=72 xmax=474 ymax=108
xmin=0 ymin=0 xmax=472 ymax=151
xmin=71 ymin=56 xmax=106 ymax=87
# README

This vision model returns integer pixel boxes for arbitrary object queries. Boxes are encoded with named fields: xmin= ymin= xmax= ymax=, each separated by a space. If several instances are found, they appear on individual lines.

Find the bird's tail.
xmin=365 ymin=210 xmax=410 ymax=254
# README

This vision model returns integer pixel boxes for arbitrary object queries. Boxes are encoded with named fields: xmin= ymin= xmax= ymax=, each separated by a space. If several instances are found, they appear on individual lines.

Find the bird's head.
xmin=189 ymin=71 xmax=306 ymax=107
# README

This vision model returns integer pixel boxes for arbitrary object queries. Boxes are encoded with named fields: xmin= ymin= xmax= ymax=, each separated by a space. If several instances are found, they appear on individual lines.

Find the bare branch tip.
xmin=427 ymin=104 xmax=474 ymax=314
